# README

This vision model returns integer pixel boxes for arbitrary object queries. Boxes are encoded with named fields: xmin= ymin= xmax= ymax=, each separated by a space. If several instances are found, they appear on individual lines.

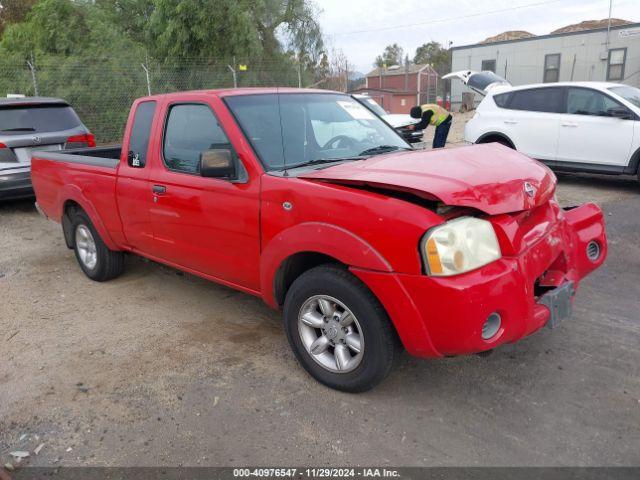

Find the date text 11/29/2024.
xmin=233 ymin=468 xmax=401 ymax=477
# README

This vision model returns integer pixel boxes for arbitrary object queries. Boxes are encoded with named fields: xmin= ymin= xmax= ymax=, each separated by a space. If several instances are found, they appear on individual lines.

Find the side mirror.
xmin=607 ymin=106 xmax=633 ymax=120
xmin=199 ymin=148 xmax=235 ymax=179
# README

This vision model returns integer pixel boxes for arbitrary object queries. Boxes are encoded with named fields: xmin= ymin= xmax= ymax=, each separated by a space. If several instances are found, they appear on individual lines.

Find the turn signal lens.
xmin=422 ymin=217 xmax=501 ymax=276
xmin=426 ymin=238 xmax=443 ymax=274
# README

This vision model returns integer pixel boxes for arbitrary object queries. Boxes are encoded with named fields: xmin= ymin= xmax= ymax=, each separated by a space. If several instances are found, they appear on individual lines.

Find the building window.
xmin=481 ymin=60 xmax=496 ymax=73
xmin=543 ymin=54 xmax=561 ymax=83
xmin=607 ymin=48 xmax=626 ymax=81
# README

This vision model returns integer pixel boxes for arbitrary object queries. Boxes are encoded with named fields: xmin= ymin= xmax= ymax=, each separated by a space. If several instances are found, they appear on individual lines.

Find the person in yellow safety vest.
xmin=408 ymin=104 xmax=453 ymax=149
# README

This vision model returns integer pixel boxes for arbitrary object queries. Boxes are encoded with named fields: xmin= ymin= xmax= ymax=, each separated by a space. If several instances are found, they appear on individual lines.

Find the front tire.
xmin=283 ymin=265 xmax=396 ymax=392
xmin=71 ymin=210 xmax=124 ymax=282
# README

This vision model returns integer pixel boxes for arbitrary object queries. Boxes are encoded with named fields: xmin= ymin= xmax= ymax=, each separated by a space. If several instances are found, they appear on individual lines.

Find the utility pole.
xmin=605 ymin=0 xmax=613 ymax=81
xmin=297 ymin=60 xmax=302 ymax=88
xmin=605 ymin=0 xmax=613 ymax=50
xmin=345 ymin=61 xmax=349 ymax=92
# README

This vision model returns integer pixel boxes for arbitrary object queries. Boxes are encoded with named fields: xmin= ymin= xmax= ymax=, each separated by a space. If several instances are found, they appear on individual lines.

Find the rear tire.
xmin=71 ymin=210 xmax=124 ymax=282
xmin=283 ymin=265 xmax=396 ymax=392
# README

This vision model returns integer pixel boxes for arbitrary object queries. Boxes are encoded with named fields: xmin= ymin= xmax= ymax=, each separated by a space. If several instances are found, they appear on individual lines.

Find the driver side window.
xmin=163 ymin=104 xmax=235 ymax=174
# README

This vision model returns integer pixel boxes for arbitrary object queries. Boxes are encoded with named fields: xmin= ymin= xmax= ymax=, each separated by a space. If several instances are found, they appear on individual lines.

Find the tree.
xmin=0 ymin=0 xmax=37 ymax=36
xmin=147 ymin=0 xmax=323 ymax=64
xmin=374 ymin=43 xmax=403 ymax=68
xmin=282 ymin=0 xmax=324 ymax=72
xmin=0 ymin=0 xmax=148 ymax=141
xmin=0 ymin=0 xmax=332 ymax=140
xmin=413 ymin=41 xmax=449 ymax=74
xmin=94 ymin=0 xmax=155 ymax=45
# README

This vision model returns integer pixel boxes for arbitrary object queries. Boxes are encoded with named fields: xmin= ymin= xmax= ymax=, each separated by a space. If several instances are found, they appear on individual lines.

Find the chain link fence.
xmin=0 ymin=60 xmax=317 ymax=144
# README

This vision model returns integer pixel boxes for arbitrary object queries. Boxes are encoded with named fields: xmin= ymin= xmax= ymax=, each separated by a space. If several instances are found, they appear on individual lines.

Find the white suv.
xmin=444 ymin=71 xmax=640 ymax=181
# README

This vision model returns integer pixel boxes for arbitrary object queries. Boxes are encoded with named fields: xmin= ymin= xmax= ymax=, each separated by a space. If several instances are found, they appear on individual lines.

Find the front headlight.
xmin=422 ymin=217 xmax=501 ymax=276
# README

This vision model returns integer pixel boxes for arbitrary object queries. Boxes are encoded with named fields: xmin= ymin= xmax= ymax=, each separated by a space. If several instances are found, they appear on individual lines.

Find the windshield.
xmin=609 ymin=86 xmax=640 ymax=109
xmin=224 ymin=93 xmax=408 ymax=171
xmin=0 ymin=104 xmax=82 ymax=134
xmin=354 ymin=96 xmax=387 ymax=117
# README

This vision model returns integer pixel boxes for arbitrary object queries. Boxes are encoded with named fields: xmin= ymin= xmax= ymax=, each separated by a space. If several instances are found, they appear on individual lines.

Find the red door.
xmin=145 ymin=97 xmax=262 ymax=293
xmin=116 ymin=100 xmax=157 ymax=252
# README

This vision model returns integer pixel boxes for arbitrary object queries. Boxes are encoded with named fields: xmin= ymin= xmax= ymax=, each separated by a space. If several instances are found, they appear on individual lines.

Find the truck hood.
xmin=299 ymin=144 xmax=556 ymax=216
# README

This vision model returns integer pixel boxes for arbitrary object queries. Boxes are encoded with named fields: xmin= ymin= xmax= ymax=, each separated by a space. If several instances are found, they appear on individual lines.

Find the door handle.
xmin=504 ymin=120 xmax=518 ymax=125
xmin=152 ymin=185 xmax=167 ymax=194
xmin=561 ymin=122 xmax=578 ymax=127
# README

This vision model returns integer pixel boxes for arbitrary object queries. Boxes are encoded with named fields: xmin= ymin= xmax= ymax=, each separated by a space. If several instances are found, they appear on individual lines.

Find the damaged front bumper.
xmin=351 ymin=201 xmax=607 ymax=358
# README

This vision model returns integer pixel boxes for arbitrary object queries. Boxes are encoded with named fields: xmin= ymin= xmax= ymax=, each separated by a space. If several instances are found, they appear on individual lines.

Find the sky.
xmin=316 ymin=0 xmax=638 ymax=74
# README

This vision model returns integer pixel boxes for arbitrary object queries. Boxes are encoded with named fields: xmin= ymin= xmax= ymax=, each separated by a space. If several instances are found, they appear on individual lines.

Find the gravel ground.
xmin=1 ymin=117 xmax=639 ymax=468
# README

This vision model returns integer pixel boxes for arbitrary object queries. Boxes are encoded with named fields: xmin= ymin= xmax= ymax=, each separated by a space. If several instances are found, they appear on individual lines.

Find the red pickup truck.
xmin=31 ymin=88 xmax=607 ymax=392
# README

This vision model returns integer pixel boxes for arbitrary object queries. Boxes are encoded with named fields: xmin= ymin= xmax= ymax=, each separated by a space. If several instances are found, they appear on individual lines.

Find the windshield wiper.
xmin=358 ymin=145 xmax=411 ymax=156
xmin=1 ymin=127 xmax=36 ymax=132
xmin=287 ymin=157 xmax=364 ymax=170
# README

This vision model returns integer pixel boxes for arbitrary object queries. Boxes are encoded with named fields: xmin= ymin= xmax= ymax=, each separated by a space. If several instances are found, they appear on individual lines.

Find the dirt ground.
xmin=1 ymin=116 xmax=639 ymax=468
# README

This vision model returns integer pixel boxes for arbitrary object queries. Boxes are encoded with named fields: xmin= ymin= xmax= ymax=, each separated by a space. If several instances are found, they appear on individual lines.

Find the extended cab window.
xmin=163 ymin=104 xmax=234 ymax=174
xmin=127 ymin=101 xmax=156 ymax=167
xmin=566 ymin=88 xmax=622 ymax=117
xmin=508 ymin=87 xmax=563 ymax=113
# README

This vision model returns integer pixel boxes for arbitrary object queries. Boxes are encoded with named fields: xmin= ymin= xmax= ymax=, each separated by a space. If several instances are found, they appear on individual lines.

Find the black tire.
xmin=283 ymin=265 xmax=396 ymax=392
xmin=70 ymin=210 xmax=124 ymax=282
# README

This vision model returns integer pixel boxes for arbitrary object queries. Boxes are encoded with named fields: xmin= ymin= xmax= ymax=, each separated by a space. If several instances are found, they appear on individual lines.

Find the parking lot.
xmin=1 ymin=114 xmax=639 ymax=467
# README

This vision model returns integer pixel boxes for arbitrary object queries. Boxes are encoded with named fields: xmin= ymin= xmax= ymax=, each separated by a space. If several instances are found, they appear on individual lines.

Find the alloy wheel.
xmin=297 ymin=295 xmax=364 ymax=373
xmin=75 ymin=224 xmax=98 ymax=270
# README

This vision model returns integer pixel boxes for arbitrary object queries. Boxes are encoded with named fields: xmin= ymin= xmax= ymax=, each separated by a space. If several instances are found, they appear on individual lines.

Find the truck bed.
xmin=31 ymin=146 xmax=124 ymax=241
xmin=33 ymin=145 xmax=122 ymax=168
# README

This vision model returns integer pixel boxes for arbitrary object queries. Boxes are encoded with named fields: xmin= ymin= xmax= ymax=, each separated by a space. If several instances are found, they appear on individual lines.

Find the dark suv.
xmin=0 ymin=97 xmax=94 ymax=200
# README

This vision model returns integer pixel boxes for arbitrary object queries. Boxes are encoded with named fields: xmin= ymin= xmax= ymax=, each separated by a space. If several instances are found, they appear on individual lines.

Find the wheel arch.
xmin=623 ymin=145 xmax=640 ymax=175
xmin=260 ymin=222 xmax=393 ymax=308
xmin=476 ymin=131 xmax=516 ymax=149
xmin=273 ymin=251 xmax=346 ymax=307
xmin=58 ymin=187 xmax=119 ymax=251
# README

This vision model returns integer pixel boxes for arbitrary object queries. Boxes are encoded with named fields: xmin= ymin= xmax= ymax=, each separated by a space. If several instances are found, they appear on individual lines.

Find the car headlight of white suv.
xmin=422 ymin=217 xmax=502 ymax=276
